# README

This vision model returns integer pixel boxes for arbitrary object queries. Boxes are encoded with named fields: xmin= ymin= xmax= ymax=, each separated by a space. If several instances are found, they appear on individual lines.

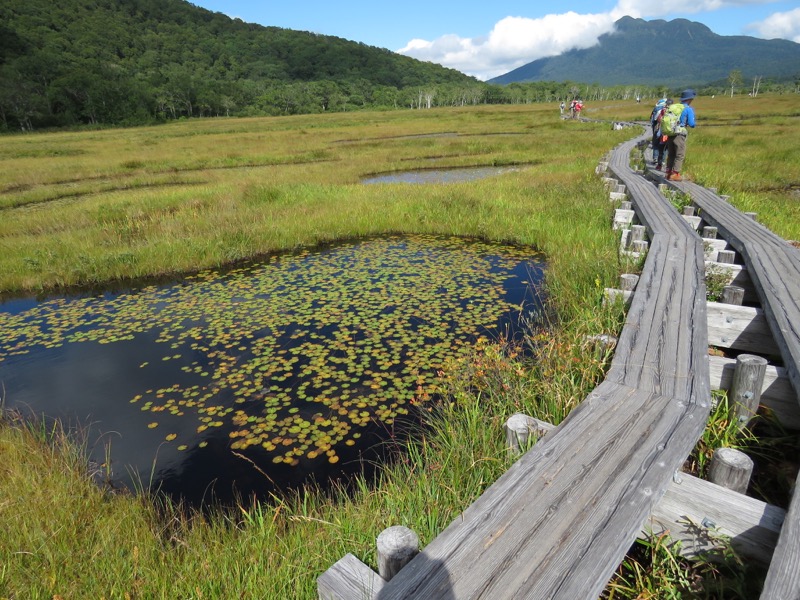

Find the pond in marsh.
xmin=0 ymin=235 xmax=546 ymax=506
xmin=362 ymin=165 xmax=526 ymax=184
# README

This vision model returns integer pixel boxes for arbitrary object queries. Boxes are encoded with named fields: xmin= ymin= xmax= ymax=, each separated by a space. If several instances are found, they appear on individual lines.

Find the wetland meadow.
xmin=1 ymin=96 xmax=799 ymax=598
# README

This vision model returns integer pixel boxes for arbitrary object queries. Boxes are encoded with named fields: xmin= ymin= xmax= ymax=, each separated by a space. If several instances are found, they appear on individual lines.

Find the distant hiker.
xmin=569 ymin=99 xmax=576 ymax=118
xmin=663 ymin=89 xmax=697 ymax=181
xmin=649 ymin=98 xmax=670 ymax=171
xmin=560 ymin=101 xmax=565 ymax=115
xmin=573 ymin=100 xmax=583 ymax=119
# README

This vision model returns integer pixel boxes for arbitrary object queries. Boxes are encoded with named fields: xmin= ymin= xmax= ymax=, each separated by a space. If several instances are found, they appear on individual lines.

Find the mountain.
xmin=489 ymin=17 xmax=800 ymax=88
xmin=0 ymin=0 xmax=477 ymax=128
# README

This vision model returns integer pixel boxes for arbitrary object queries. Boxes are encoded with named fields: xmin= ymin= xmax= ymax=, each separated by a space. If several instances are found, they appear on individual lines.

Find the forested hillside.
xmin=4 ymin=2 xmax=798 ymax=131
xmin=0 ymin=0 xmax=481 ymax=129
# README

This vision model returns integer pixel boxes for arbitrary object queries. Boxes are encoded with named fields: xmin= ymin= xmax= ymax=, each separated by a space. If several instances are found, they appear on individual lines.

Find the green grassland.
xmin=1 ymin=96 xmax=798 ymax=598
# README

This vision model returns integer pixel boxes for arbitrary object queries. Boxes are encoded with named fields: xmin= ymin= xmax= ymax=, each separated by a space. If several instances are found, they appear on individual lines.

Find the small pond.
xmin=362 ymin=165 xmax=526 ymax=184
xmin=0 ymin=235 xmax=546 ymax=506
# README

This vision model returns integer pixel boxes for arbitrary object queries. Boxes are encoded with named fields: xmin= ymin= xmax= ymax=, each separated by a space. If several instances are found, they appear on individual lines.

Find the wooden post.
xmin=744 ymin=212 xmax=758 ymax=221
xmin=620 ymin=200 xmax=632 ymax=211
xmin=505 ymin=413 xmax=554 ymax=454
xmin=377 ymin=526 xmax=419 ymax=581
xmin=709 ymin=448 xmax=754 ymax=494
xmin=632 ymin=240 xmax=649 ymax=254
xmin=702 ymin=226 xmax=718 ymax=239
xmin=730 ymin=354 xmax=769 ymax=427
xmin=721 ymin=285 xmax=745 ymax=306
xmin=717 ymin=249 xmax=736 ymax=264
xmin=629 ymin=225 xmax=646 ymax=247
xmin=619 ymin=274 xmax=640 ymax=291
xmin=683 ymin=206 xmax=695 ymax=216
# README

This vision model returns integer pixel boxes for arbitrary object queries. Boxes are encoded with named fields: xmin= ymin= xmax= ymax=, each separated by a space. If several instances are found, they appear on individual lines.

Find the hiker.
xmin=560 ymin=101 xmax=565 ymax=115
xmin=664 ymin=89 xmax=697 ymax=181
xmin=573 ymin=99 xmax=583 ymax=119
xmin=649 ymin=98 xmax=670 ymax=171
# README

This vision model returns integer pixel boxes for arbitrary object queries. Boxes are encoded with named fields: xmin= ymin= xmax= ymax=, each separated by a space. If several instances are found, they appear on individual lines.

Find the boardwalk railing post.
xmin=709 ymin=448 xmax=754 ymax=493
xmin=721 ymin=285 xmax=745 ymax=306
xmin=629 ymin=224 xmax=646 ymax=249
xmin=730 ymin=354 xmax=769 ymax=427
xmin=702 ymin=226 xmax=718 ymax=239
xmin=619 ymin=274 xmax=640 ymax=291
xmin=377 ymin=526 xmax=419 ymax=581
xmin=717 ymin=249 xmax=736 ymax=264
xmin=504 ymin=413 xmax=555 ymax=455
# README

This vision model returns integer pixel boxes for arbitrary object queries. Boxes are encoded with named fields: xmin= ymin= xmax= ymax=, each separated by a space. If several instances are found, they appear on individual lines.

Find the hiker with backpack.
xmin=662 ymin=89 xmax=697 ymax=181
xmin=649 ymin=98 xmax=670 ymax=171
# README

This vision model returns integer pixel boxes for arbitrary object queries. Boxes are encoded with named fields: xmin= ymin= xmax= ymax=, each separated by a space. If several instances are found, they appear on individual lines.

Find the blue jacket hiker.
xmin=665 ymin=89 xmax=697 ymax=181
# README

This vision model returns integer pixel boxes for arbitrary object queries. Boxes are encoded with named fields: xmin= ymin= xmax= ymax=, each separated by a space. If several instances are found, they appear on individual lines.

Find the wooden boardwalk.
xmin=656 ymin=174 xmax=800 ymax=600
xmin=319 ymin=128 xmax=800 ymax=599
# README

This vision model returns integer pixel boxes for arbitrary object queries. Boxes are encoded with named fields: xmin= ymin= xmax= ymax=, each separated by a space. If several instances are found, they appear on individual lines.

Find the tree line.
xmin=2 ymin=0 xmax=799 ymax=132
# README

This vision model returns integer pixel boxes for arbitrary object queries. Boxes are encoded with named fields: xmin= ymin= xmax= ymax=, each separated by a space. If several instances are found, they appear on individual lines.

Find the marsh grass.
xmin=0 ymin=105 xmax=625 ymax=296
xmin=0 ymin=104 xmax=628 ymax=597
xmin=593 ymin=94 xmax=800 ymax=240
xmin=1 ymin=97 xmax=797 ymax=597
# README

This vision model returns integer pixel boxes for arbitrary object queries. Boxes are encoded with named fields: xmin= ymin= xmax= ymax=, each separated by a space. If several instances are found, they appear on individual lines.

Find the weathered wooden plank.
xmin=683 ymin=184 xmax=800 ymax=403
xmin=647 ymin=472 xmax=785 ymax=565
xmin=742 ymin=241 xmax=800 ymax=402
xmin=709 ymin=355 xmax=800 ymax=429
xmin=607 ymin=234 xmax=709 ymax=402
xmin=760 ymin=472 xmax=800 ymax=599
xmin=378 ymin=381 xmax=709 ymax=600
xmin=707 ymin=302 xmax=781 ymax=356
xmin=318 ymin=554 xmax=385 ymax=600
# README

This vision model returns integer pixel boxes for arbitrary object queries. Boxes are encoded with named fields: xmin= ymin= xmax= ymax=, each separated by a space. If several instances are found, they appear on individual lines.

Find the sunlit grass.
xmin=1 ymin=96 xmax=797 ymax=597
xmin=592 ymin=93 xmax=800 ymax=240
xmin=0 ymin=105 xmax=624 ymax=296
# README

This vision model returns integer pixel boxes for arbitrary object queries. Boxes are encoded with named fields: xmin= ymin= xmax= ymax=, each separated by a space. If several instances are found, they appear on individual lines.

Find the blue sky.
xmin=190 ymin=0 xmax=800 ymax=80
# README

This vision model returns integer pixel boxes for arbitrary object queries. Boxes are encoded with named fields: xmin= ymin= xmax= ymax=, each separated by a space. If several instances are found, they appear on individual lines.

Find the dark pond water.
xmin=0 ymin=235 xmax=545 ymax=506
xmin=362 ymin=165 xmax=526 ymax=184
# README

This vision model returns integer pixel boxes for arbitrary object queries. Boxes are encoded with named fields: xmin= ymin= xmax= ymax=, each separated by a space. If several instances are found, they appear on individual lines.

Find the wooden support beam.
xmin=646 ymin=472 xmax=785 ymax=566
xmin=613 ymin=209 xmax=635 ymax=230
xmin=318 ymin=554 xmax=385 ymax=600
xmin=683 ymin=215 xmax=702 ymax=230
xmin=707 ymin=302 xmax=781 ymax=356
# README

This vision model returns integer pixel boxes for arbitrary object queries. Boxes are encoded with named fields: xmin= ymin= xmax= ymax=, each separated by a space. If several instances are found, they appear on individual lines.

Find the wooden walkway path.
xmin=658 ymin=172 xmax=800 ymax=600
xmin=319 ymin=127 xmax=800 ymax=599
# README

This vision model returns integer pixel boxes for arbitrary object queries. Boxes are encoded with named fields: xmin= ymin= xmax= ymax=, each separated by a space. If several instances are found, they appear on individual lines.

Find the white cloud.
xmin=747 ymin=7 xmax=800 ymax=42
xmin=397 ymin=0 xmax=787 ymax=80
xmin=398 ymin=12 xmax=618 ymax=80
xmin=613 ymin=0 xmax=771 ymax=19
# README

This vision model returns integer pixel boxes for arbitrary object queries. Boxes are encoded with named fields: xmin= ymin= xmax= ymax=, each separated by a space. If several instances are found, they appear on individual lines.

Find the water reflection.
xmin=0 ymin=235 xmax=545 ymax=506
xmin=362 ymin=165 xmax=525 ymax=184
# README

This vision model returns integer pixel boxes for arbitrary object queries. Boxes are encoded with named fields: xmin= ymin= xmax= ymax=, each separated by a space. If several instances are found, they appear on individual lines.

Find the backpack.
xmin=660 ymin=103 xmax=685 ymax=136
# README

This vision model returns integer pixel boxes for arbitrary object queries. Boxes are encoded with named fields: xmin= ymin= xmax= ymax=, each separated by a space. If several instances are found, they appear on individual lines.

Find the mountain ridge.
xmin=489 ymin=17 xmax=800 ymax=87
